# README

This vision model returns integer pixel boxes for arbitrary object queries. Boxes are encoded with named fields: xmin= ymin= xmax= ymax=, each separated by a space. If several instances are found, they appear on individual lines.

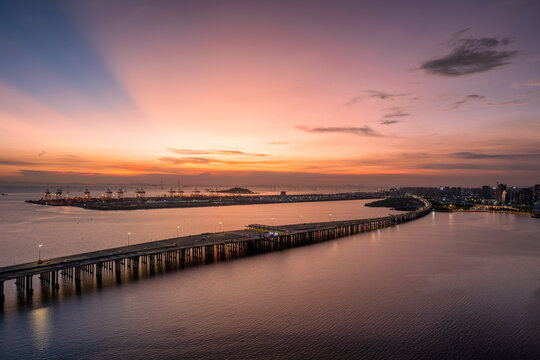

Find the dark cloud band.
xmin=421 ymin=36 xmax=518 ymax=76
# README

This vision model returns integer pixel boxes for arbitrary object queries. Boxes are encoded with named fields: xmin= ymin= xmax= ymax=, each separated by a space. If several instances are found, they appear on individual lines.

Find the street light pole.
xmin=177 ymin=225 xmax=179 ymax=237
xmin=127 ymin=232 xmax=131 ymax=246
xmin=38 ymin=244 xmax=43 ymax=262
xmin=300 ymin=215 xmax=303 ymax=224
xmin=219 ymin=221 xmax=222 ymax=232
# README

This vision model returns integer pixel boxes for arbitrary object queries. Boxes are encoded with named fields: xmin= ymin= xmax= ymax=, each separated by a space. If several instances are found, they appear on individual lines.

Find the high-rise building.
xmin=481 ymin=185 xmax=492 ymax=200
xmin=534 ymin=184 xmax=540 ymax=202
xmin=516 ymin=187 xmax=533 ymax=206
xmin=496 ymin=183 xmax=507 ymax=204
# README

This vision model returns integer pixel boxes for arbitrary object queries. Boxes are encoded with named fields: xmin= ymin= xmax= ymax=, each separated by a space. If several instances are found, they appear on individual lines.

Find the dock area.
xmin=1 ymin=196 xmax=432 ymax=301
xmin=26 ymin=191 xmax=382 ymax=210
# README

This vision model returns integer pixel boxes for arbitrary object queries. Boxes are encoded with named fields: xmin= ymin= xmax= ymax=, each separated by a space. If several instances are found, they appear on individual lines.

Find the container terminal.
xmin=26 ymin=187 xmax=382 ymax=211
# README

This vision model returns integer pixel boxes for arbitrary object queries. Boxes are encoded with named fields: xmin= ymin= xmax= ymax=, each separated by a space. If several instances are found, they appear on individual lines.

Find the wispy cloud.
xmin=296 ymin=125 xmax=382 ymax=137
xmin=420 ymin=32 xmax=518 ymax=76
xmin=0 ymin=159 xmax=39 ymax=166
xmin=159 ymin=156 xmax=281 ymax=167
xmin=420 ymin=162 xmax=537 ymax=171
xmin=382 ymin=107 xmax=410 ymax=118
xmin=511 ymin=78 xmax=540 ymax=89
xmin=37 ymin=150 xmax=46 ymax=157
xmin=378 ymin=107 xmax=410 ymax=125
xmin=493 ymin=99 xmax=527 ymax=106
xmin=345 ymin=91 xmax=408 ymax=106
xmin=17 ymin=170 xmax=101 ymax=177
xmin=168 ymin=148 xmax=266 ymax=156
xmin=380 ymin=120 xmax=400 ymax=125
xmin=442 ymin=94 xmax=526 ymax=110
xmin=159 ymin=157 xmax=210 ymax=164
xmin=367 ymin=90 xmax=408 ymax=100
xmin=446 ymin=28 xmax=470 ymax=45
xmin=344 ymin=96 xmax=362 ymax=106
xmin=450 ymin=152 xmax=540 ymax=159
xmin=168 ymin=149 xmax=209 ymax=155
xmin=212 ymin=149 xmax=266 ymax=156
xmin=443 ymin=94 xmax=486 ymax=110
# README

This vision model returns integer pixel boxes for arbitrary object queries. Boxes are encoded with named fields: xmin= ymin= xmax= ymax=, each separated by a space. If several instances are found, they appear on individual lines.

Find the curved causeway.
xmin=0 ymin=196 xmax=432 ymax=302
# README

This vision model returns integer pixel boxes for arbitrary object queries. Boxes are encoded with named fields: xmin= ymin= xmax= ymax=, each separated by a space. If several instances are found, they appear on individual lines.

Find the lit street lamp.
xmin=38 ymin=244 xmax=43 ymax=262
xmin=219 ymin=221 xmax=222 ymax=232
xmin=271 ymin=217 xmax=274 ymax=227
xmin=329 ymin=213 xmax=332 ymax=222
xmin=177 ymin=225 xmax=180 ymax=237
xmin=300 ymin=215 xmax=303 ymax=223
xmin=127 ymin=232 xmax=131 ymax=246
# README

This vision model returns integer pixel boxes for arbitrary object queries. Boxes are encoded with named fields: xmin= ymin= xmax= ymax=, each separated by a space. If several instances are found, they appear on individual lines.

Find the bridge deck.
xmin=0 ymin=217 xmax=394 ymax=280
xmin=0 ymin=217 xmax=403 ymax=281
xmin=0 ymin=230 xmax=256 ymax=280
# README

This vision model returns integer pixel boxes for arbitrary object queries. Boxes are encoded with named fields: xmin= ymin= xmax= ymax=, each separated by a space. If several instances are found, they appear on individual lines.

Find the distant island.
xmin=365 ymin=197 xmax=424 ymax=211
xmin=216 ymin=187 xmax=254 ymax=194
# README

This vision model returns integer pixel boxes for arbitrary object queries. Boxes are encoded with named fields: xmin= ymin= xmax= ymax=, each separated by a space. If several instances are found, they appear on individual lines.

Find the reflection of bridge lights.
xmin=370 ymin=230 xmax=381 ymax=243
xmin=30 ymin=307 xmax=51 ymax=351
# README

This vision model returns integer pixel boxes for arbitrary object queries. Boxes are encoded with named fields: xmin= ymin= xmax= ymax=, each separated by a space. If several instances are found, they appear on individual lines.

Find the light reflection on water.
xmin=29 ymin=307 xmax=51 ymax=351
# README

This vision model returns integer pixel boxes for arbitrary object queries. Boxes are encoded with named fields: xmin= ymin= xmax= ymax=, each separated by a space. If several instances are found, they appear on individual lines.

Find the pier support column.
xmin=96 ymin=262 xmax=102 ymax=277
xmin=0 ymin=281 xmax=4 ymax=301
xmin=51 ymin=271 xmax=59 ymax=289
xmin=25 ymin=275 xmax=33 ymax=295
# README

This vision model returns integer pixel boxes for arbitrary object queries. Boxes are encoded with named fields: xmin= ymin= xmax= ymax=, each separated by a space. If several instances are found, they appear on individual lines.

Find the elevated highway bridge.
xmin=0 ymin=196 xmax=431 ymax=301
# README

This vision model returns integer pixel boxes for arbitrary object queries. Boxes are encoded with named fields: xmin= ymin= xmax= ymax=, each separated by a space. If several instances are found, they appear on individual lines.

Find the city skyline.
xmin=1 ymin=0 xmax=539 ymax=186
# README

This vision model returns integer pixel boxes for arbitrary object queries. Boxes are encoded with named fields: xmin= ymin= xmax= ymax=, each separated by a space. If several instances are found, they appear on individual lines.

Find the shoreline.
xmin=445 ymin=209 xmax=536 ymax=217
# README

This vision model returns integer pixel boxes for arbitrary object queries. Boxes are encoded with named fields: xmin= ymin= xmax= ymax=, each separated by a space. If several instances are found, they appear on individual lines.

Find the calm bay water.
xmin=1 ymin=191 xmax=539 ymax=359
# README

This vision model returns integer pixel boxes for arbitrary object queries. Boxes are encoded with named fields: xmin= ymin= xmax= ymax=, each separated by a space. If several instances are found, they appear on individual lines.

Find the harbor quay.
xmin=26 ymin=188 xmax=382 ymax=210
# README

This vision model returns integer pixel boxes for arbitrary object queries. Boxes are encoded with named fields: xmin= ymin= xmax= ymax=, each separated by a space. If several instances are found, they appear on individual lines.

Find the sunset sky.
xmin=1 ymin=0 xmax=539 ymax=186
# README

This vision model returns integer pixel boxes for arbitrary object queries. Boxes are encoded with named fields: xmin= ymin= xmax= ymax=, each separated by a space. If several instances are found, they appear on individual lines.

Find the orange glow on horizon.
xmin=1 ymin=1 xmax=539 ymax=186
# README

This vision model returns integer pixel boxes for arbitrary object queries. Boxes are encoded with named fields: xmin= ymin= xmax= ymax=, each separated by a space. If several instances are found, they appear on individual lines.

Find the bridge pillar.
xmin=0 ymin=281 xmax=4 ymax=301
xmin=51 ymin=271 xmax=59 ymax=289
xmin=25 ymin=275 xmax=33 ymax=294
xmin=96 ymin=262 xmax=103 ymax=277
